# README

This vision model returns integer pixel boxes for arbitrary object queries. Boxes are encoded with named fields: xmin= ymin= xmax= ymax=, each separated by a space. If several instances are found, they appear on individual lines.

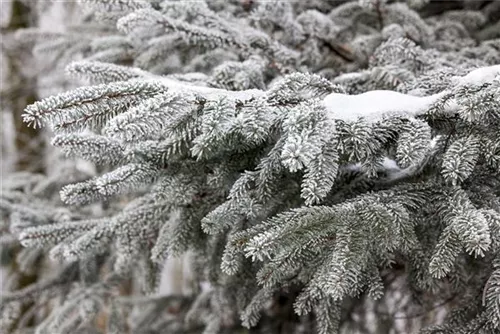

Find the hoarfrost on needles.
xmin=4 ymin=0 xmax=500 ymax=331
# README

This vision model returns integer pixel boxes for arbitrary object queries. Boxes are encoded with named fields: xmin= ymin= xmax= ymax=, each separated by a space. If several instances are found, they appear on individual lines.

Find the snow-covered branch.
xmin=154 ymin=64 xmax=499 ymax=123
xmin=66 ymin=62 xmax=499 ymax=125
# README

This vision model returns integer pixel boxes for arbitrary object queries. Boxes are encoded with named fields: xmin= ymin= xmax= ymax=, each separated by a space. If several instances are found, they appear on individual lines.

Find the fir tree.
xmin=2 ymin=1 xmax=500 ymax=333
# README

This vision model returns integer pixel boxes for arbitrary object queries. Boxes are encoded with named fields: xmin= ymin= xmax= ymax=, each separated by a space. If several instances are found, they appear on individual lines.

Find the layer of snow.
xmin=156 ymin=75 xmax=265 ymax=100
xmin=323 ymin=64 xmax=499 ymax=123
xmin=344 ymin=157 xmax=402 ymax=173
xmin=455 ymin=64 xmax=500 ymax=86
xmin=322 ymin=90 xmax=444 ymax=123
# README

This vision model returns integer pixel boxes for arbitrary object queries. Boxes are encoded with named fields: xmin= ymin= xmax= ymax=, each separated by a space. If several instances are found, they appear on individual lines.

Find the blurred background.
xmin=1 ymin=0 xmax=189 ymax=302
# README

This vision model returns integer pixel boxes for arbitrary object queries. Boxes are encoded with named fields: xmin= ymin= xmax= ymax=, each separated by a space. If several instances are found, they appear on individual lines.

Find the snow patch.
xmin=323 ymin=64 xmax=499 ymax=123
